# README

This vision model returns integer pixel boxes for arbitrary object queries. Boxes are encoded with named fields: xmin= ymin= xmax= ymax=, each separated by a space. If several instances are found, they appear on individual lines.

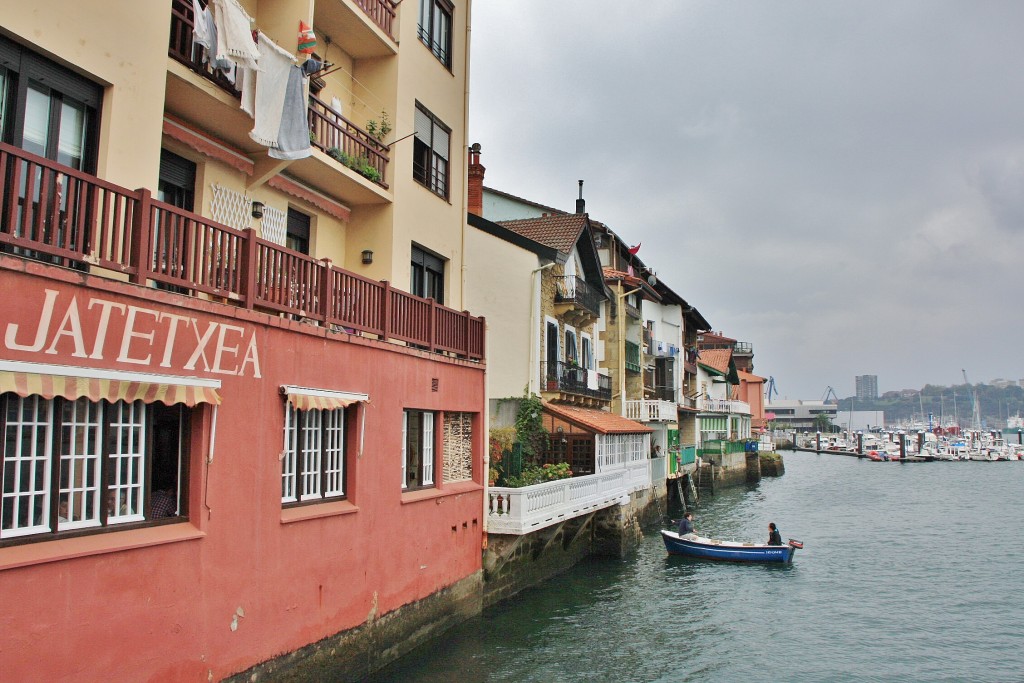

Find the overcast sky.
xmin=467 ymin=1 xmax=1024 ymax=400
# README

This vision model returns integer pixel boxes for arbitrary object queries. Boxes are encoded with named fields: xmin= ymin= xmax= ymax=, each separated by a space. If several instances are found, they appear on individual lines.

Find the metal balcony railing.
xmin=553 ymin=275 xmax=602 ymax=316
xmin=541 ymin=361 xmax=611 ymax=401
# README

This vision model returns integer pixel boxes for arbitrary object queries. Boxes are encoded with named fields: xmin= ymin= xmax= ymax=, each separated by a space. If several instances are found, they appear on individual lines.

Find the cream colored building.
xmin=2 ymin=0 xmax=470 ymax=306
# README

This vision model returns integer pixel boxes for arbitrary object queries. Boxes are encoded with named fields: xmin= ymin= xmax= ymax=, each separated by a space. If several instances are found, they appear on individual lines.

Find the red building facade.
xmin=0 ymin=254 xmax=485 ymax=680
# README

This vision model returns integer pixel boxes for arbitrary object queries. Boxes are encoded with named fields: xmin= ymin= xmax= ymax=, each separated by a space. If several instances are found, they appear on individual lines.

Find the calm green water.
xmin=370 ymin=453 xmax=1024 ymax=682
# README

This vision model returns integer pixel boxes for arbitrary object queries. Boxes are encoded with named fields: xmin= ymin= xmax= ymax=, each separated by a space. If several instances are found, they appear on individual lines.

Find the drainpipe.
xmin=529 ymin=263 xmax=556 ymax=395
xmin=615 ymin=283 xmax=643 ymax=417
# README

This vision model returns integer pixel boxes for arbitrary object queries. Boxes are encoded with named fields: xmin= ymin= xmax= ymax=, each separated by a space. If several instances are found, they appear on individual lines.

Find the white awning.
xmin=280 ymin=385 xmax=369 ymax=411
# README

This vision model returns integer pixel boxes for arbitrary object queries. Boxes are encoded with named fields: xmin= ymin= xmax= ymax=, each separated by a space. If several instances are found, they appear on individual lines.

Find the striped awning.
xmin=0 ymin=362 xmax=222 ymax=407
xmin=281 ymin=385 xmax=368 ymax=411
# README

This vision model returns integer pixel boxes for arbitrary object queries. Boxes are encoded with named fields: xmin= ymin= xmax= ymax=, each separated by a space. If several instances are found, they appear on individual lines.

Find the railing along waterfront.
xmin=541 ymin=361 xmax=611 ymax=400
xmin=553 ymin=275 xmax=602 ymax=316
xmin=167 ymin=3 xmax=389 ymax=188
xmin=624 ymin=399 xmax=677 ymax=422
xmin=486 ymin=460 xmax=650 ymax=535
xmin=698 ymin=397 xmax=751 ymax=414
xmin=0 ymin=142 xmax=484 ymax=361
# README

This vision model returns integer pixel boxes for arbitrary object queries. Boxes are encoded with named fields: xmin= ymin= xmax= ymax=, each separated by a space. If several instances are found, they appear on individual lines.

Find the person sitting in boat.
xmin=678 ymin=512 xmax=695 ymax=537
xmin=767 ymin=522 xmax=782 ymax=546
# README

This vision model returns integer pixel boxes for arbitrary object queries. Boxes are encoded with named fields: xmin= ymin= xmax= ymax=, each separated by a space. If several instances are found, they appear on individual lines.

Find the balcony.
xmin=698 ymin=397 xmax=751 ymax=414
xmin=541 ymin=361 xmax=611 ymax=404
xmin=624 ymin=341 xmax=641 ymax=373
xmin=0 ymin=142 xmax=483 ymax=361
xmin=625 ymin=399 xmax=677 ymax=422
xmin=314 ymin=0 xmax=399 ymax=58
xmin=166 ymin=1 xmax=390 ymax=203
xmin=486 ymin=459 xmax=650 ymax=535
xmin=553 ymin=275 xmax=602 ymax=326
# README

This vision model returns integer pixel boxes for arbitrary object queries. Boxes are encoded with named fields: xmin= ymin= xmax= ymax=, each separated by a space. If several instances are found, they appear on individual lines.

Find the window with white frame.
xmin=595 ymin=433 xmax=649 ymax=471
xmin=281 ymin=402 xmax=346 ymax=504
xmin=402 ymin=409 xmax=435 ymax=490
xmin=581 ymin=334 xmax=594 ymax=371
xmin=1 ymin=394 xmax=190 ymax=544
xmin=564 ymin=327 xmax=578 ymax=365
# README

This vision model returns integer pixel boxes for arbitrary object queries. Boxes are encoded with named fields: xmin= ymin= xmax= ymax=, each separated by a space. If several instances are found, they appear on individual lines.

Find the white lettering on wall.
xmin=3 ymin=289 xmax=262 ymax=378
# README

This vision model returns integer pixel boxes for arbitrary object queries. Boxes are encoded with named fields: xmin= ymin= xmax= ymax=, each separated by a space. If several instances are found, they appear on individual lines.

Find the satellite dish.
xmin=647 ymin=274 xmax=658 ymax=286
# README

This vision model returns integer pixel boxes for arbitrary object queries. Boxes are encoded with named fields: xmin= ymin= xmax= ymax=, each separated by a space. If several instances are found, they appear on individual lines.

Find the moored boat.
xmin=661 ymin=530 xmax=801 ymax=563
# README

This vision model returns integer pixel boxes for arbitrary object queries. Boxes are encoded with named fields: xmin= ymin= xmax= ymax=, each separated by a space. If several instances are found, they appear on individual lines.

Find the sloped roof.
xmin=698 ymin=348 xmax=732 ymax=374
xmin=483 ymin=186 xmax=567 ymax=217
xmin=543 ymin=402 xmax=653 ymax=434
xmin=738 ymin=370 xmax=766 ymax=383
xmin=699 ymin=331 xmax=737 ymax=347
xmin=497 ymin=213 xmax=589 ymax=256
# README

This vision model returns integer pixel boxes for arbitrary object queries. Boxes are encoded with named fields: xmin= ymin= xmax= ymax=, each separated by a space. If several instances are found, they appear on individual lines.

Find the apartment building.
xmin=0 ymin=1 xmax=484 ymax=680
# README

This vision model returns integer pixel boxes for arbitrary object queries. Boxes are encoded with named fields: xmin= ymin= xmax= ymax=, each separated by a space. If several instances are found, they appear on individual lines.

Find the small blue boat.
xmin=661 ymin=530 xmax=802 ymax=563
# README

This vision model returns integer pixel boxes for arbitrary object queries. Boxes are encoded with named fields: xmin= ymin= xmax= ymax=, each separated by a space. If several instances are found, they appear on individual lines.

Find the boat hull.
xmin=661 ymin=530 xmax=797 ymax=563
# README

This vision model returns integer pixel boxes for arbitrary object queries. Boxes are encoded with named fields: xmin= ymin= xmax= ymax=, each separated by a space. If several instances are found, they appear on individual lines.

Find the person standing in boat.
xmin=767 ymin=522 xmax=782 ymax=546
xmin=678 ymin=512 xmax=695 ymax=537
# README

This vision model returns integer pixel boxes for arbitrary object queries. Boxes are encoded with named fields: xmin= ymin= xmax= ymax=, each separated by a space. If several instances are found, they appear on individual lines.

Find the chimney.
xmin=467 ymin=142 xmax=485 ymax=216
xmin=575 ymin=179 xmax=585 ymax=214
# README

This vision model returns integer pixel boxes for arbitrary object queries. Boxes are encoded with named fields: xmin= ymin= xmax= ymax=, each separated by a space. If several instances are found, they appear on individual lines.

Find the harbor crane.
xmin=765 ymin=376 xmax=779 ymax=401
xmin=822 ymin=386 xmax=839 ymax=404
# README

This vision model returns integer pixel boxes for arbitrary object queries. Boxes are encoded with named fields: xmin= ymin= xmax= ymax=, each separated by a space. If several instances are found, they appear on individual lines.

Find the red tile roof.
xmin=738 ymin=370 xmax=765 ymax=383
xmin=496 ymin=213 xmax=589 ymax=255
xmin=698 ymin=348 xmax=731 ymax=374
xmin=543 ymin=402 xmax=653 ymax=434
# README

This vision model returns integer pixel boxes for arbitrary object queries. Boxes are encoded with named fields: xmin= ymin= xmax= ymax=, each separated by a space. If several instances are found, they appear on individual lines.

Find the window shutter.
xmin=414 ymin=106 xmax=432 ymax=145
xmin=432 ymin=122 xmax=449 ymax=160
xmin=401 ymin=410 xmax=408 ymax=489
xmin=422 ymin=412 xmax=434 ymax=485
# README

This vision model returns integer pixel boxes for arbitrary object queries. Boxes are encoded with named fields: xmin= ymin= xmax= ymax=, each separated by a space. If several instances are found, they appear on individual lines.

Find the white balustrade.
xmin=486 ymin=460 xmax=652 ymax=535
xmin=624 ymin=399 xmax=677 ymax=422
xmin=697 ymin=398 xmax=751 ymax=414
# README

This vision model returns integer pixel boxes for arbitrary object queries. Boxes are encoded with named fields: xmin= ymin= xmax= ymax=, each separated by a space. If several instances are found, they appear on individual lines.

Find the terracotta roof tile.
xmin=738 ymin=371 xmax=765 ymax=382
xmin=496 ymin=213 xmax=589 ymax=255
xmin=543 ymin=402 xmax=653 ymax=434
xmin=698 ymin=348 xmax=731 ymax=374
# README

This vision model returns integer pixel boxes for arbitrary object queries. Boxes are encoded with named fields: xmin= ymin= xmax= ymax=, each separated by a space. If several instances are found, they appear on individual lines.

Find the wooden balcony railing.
xmin=0 ymin=142 xmax=484 ymax=361
xmin=541 ymin=361 xmax=611 ymax=401
xmin=553 ymin=275 xmax=602 ymax=317
xmin=167 ymin=2 xmax=389 ymax=188
xmin=168 ymin=0 xmax=241 ymax=97
xmin=354 ymin=0 xmax=398 ymax=39
xmin=307 ymin=95 xmax=389 ymax=188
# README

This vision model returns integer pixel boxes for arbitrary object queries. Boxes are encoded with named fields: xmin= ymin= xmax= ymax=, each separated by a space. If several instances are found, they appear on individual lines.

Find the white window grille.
xmin=210 ymin=183 xmax=252 ymax=231
xmin=2 ymin=395 xmax=53 ymax=538
xmin=107 ymin=400 xmax=146 ymax=523
xmin=281 ymin=402 xmax=347 ymax=504
xmin=422 ymin=412 xmax=434 ymax=486
xmin=261 ymin=204 xmax=287 ymax=246
xmin=58 ymin=398 xmax=103 ymax=531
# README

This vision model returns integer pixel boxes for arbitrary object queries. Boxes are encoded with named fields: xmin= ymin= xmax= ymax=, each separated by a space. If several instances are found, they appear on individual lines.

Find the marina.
xmin=369 ymin=452 xmax=1024 ymax=683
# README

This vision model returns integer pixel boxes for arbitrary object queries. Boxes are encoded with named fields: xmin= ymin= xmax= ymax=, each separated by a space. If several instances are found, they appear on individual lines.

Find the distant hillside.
xmin=836 ymin=383 xmax=1024 ymax=429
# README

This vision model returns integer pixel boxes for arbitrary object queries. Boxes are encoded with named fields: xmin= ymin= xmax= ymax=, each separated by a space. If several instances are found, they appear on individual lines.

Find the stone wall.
xmin=482 ymin=481 xmax=667 ymax=607
xmin=226 ymin=573 xmax=484 ymax=683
